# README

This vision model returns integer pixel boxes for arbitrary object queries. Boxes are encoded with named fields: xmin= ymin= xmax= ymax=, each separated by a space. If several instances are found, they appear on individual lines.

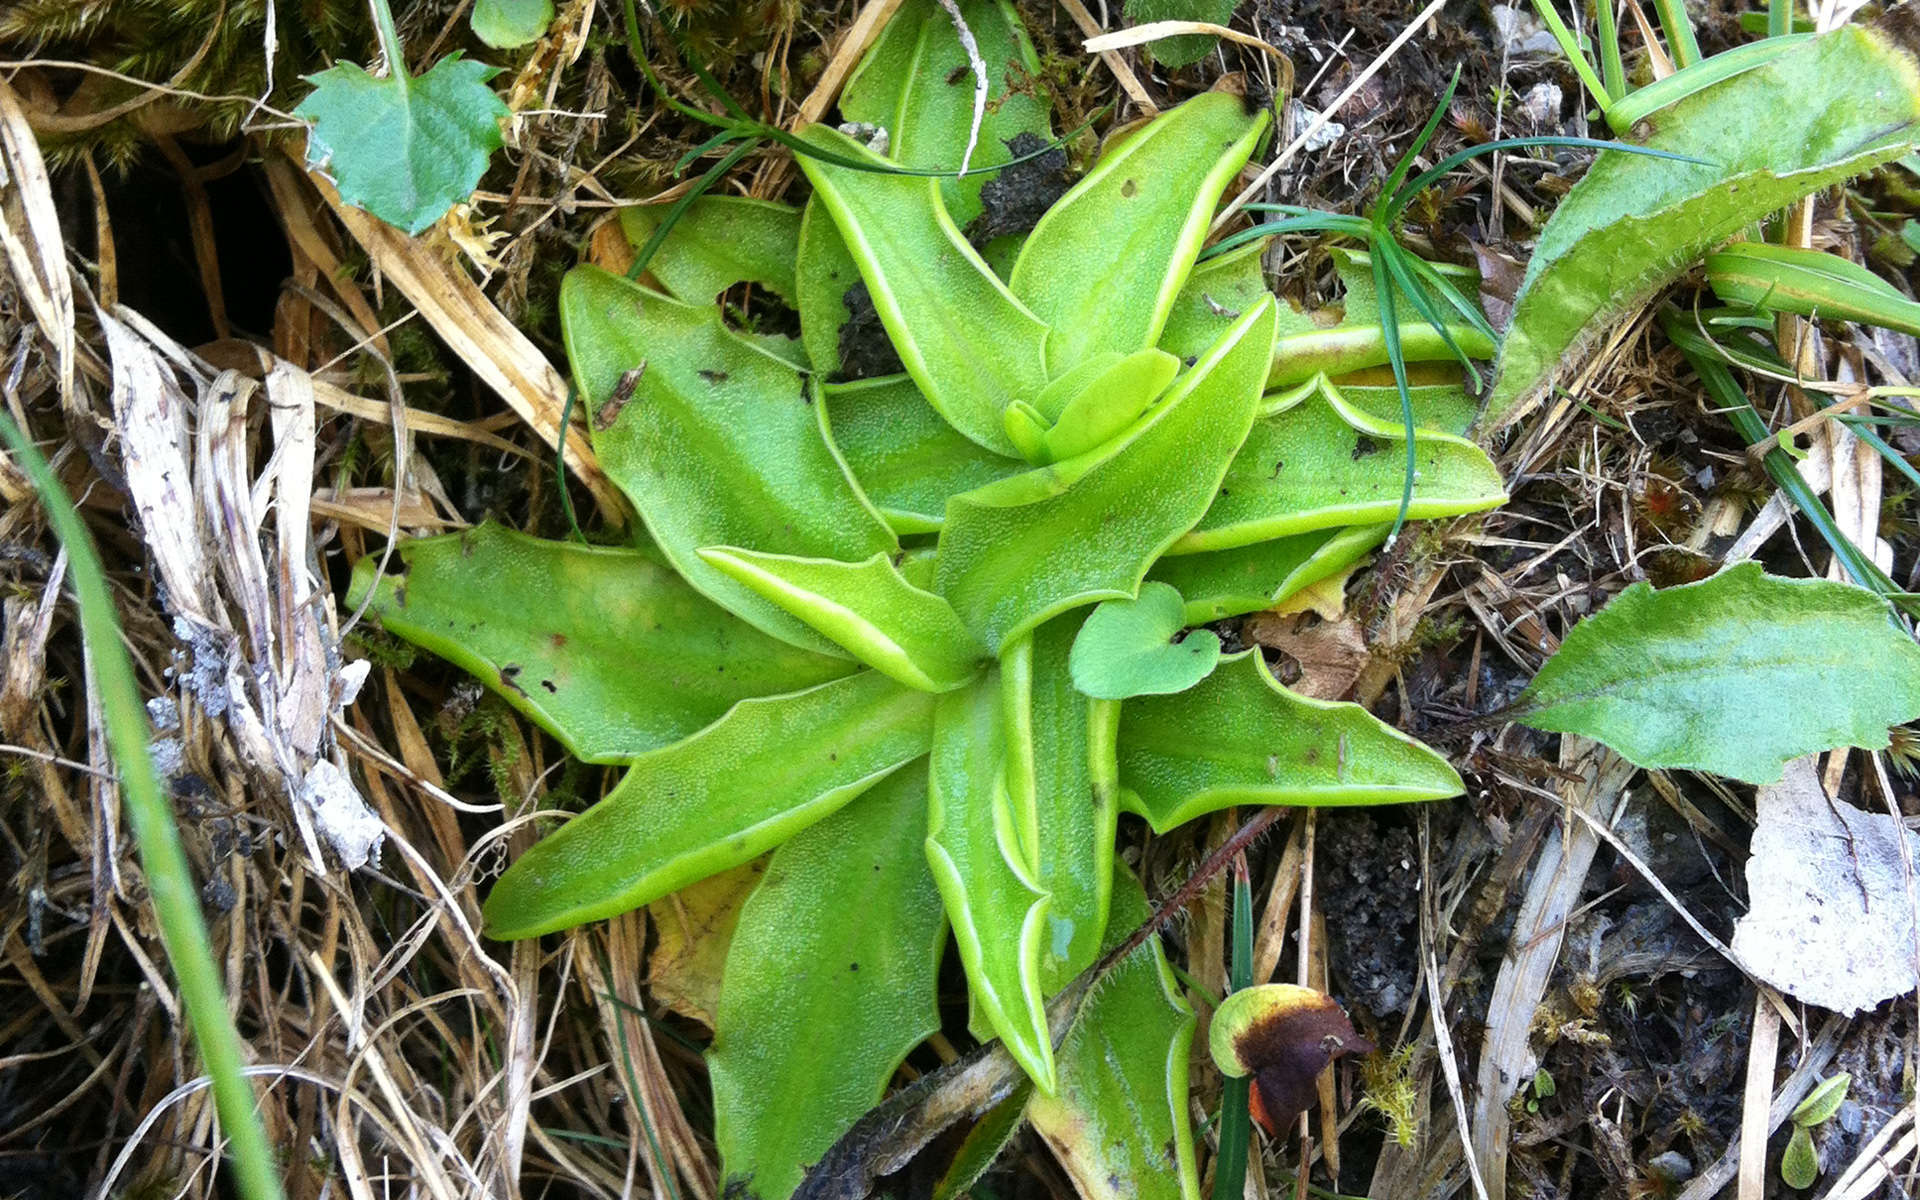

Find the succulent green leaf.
xmin=1514 ymin=562 xmax=1920 ymax=783
xmin=839 ymin=0 xmax=1053 ymax=226
xmin=933 ymin=1084 xmax=1034 ymax=1200
xmin=471 ymin=0 xmax=553 ymax=48
xmin=347 ymin=526 xmax=853 ymax=763
xmin=561 ymin=266 xmax=896 ymax=653
xmin=1042 ymin=347 xmax=1181 ymax=462
xmin=711 ymin=764 xmax=945 ymax=1200
xmin=1120 ymin=0 xmax=1237 ymax=67
xmin=698 ymin=547 xmax=986 ymax=692
xmin=1781 ymin=1124 xmax=1820 ymax=1190
xmin=482 ymin=671 xmax=934 ymax=938
xmin=937 ymin=296 xmax=1279 ymax=650
xmin=1068 ymin=582 xmax=1222 ymax=700
xmin=1707 ymin=241 xmax=1920 ymax=339
xmin=795 ymin=124 xmax=1052 ymax=456
xmin=1792 ymin=1074 xmax=1852 ymax=1128
xmin=1338 ymin=382 xmax=1480 ymax=436
xmin=1148 ymin=525 xmax=1389 ymax=624
xmin=820 ymin=374 xmax=1023 ymax=533
xmin=1485 ymin=21 xmax=1920 ymax=425
xmin=1157 ymin=237 xmax=1287 ymax=364
xmin=795 ymin=197 xmax=864 ymax=376
xmin=1011 ymin=92 xmax=1267 ymax=373
xmin=1027 ymin=865 xmax=1199 ymax=1200
xmin=925 ymin=668 xmax=1056 ymax=1091
xmin=619 ymin=196 xmax=801 ymax=304
xmin=1118 ymin=652 xmax=1464 ymax=832
xmin=1268 ymin=322 xmax=1496 ymax=389
xmin=296 ymin=53 xmax=507 ymax=235
xmin=1174 ymin=378 xmax=1506 ymax=554
xmin=1004 ymin=399 xmax=1054 ymax=463
xmin=1006 ymin=617 xmax=1120 ymax=992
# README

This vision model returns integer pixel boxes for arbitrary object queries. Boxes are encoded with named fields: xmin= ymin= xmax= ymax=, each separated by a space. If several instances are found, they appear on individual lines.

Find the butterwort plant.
xmin=350 ymin=3 xmax=1508 ymax=1192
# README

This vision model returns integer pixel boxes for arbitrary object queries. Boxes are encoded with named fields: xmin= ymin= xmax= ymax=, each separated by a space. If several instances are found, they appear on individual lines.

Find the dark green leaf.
xmin=296 ymin=53 xmax=507 ymax=235
xmin=1515 ymin=562 xmax=1920 ymax=783
xmin=1121 ymin=0 xmax=1238 ymax=67
xmin=1486 ymin=24 xmax=1920 ymax=424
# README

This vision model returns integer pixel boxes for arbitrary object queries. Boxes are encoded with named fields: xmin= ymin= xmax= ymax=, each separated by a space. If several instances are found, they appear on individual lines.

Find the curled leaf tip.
xmin=1208 ymin=983 xmax=1373 ymax=1136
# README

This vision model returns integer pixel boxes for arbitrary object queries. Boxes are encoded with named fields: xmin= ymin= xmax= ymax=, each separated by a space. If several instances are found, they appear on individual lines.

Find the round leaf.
xmin=1068 ymin=582 xmax=1222 ymax=700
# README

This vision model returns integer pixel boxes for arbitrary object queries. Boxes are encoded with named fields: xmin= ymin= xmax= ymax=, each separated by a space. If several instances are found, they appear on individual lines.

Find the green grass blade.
xmin=1660 ymin=310 xmax=1911 ymax=608
xmin=1653 ymin=0 xmax=1701 ymax=66
xmin=0 ymin=412 xmax=286 ymax=1200
xmin=1210 ymin=861 xmax=1255 ymax=1200
xmin=1597 ymin=0 xmax=1626 ymax=103
xmin=1530 ymin=0 xmax=1615 ymax=109
xmin=1368 ymin=246 xmax=1419 ymax=545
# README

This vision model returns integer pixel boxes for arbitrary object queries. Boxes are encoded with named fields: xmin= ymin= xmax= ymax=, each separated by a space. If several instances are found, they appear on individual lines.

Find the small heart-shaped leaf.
xmin=1068 ymin=582 xmax=1221 ymax=700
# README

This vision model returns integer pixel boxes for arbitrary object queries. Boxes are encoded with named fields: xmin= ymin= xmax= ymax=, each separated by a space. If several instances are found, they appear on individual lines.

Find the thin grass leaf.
xmin=1660 ymin=309 xmax=1912 ymax=608
xmin=1598 ymin=0 xmax=1626 ymax=99
xmin=1530 ymin=0 xmax=1615 ymax=107
xmin=1387 ymin=138 xmax=1710 ymax=221
xmin=1839 ymin=415 xmax=1920 ymax=495
xmin=1652 ymin=0 xmax=1702 ymax=66
xmin=1201 ymin=215 xmax=1372 ymax=260
xmin=1210 ymin=866 xmax=1254 ymax=1200
xmin=0 ymin=412 xmax=286 ymax=1200
xmin=1368 ymin=246 xmax=1419 ymax=545
xmin=1369 ymin=66 xmax=1462 ymax=226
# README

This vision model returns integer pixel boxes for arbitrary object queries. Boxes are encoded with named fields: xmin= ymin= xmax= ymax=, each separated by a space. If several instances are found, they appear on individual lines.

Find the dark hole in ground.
xmin=84 ymin=140 xmax=291 ymax=346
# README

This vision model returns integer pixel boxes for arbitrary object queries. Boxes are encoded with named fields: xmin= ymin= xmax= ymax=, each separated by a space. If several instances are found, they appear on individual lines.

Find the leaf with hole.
xmin=561 ymin=266 xmax=896 ymax=654
xmin=619 ymin=195 xmax=801 ymax=305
